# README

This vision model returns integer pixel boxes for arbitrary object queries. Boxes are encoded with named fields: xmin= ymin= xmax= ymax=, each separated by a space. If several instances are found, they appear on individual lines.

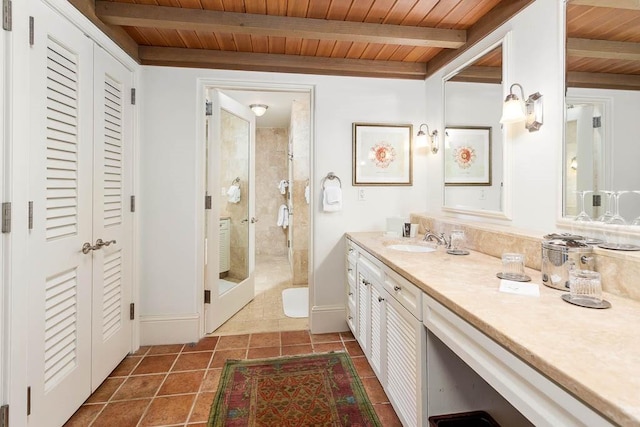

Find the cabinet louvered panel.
xmin=102 ymin=250 xmax=122 ymax=340
xmin=357 ymin=273 xmax=368 ymax=352
xmin=46 ymin=41 xmax=79 ymax=241
xmin=103 ymin=75 xmax=123 ymax=227
xmin=44 ymin=269 xmax=78 ymax=392
xmin=370 ymin=284 xmax=383 ymax=376
xmin=387 ymin=300 xmax=419 ymax=427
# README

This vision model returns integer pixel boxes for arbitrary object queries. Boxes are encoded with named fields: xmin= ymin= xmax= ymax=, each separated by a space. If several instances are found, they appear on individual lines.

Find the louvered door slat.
xmin=44 ymin=268 xmax=78 ymax=391
xmin=386 ymin=299 xmax=419 ymax=427
xmin=46 ymin=39 xmax=79 ymax=241
xmin=102 ymin=75 xmax=123 ymax=229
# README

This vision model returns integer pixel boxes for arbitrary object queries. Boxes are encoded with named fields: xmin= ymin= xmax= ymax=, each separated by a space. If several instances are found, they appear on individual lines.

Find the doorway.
xmin=202 ymin=84 xmax=312 ymax=336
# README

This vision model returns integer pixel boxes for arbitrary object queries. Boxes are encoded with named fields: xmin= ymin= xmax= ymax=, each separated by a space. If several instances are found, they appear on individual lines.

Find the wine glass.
xmin=607 ymin=191 xmax=628 ymax=225
xmin=572 ymin=190 xmax=593 ymax=238
xmin=632 ymin=191 xmax=640 ymax=226
xmin=603 ymin=191 xmax=629 ymax=248
xmin=596 ymin=191 xmax=615 ymax=223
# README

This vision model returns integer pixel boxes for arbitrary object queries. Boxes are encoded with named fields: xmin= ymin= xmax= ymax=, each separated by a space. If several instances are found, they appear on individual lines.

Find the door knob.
xmin=95 ymin=238 xmax=117 ymax=248
xmin=250 ymin=217 xmax=258 ymax=223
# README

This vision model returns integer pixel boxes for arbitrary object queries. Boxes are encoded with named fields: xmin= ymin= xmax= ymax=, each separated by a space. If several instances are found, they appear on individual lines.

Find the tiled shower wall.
xmin=290 ymin=99 xmax=310 ymax=286
xmin=255 ymin=128 xmax=289 ymax=256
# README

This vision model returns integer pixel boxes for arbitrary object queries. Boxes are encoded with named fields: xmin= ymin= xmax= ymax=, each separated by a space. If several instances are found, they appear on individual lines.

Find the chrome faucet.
xmin=423 ymin=230 xmax=450 ymax=248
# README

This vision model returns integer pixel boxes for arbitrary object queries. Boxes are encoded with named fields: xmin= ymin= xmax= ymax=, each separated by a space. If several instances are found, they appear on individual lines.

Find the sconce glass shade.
xmin=416 ymin=129 xmax=428 ymax=148
xmin=250 ymin=104 xmax=268 ymax=117
xmin=500 ymin=94 xmax=526 ymax=124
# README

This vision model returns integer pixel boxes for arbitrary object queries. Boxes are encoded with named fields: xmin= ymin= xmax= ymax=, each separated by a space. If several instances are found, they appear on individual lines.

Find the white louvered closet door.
xmin=90 ymin=46 xmax=133 ymax=389
xmin=27 ymin=2 xmax=94 ymax=426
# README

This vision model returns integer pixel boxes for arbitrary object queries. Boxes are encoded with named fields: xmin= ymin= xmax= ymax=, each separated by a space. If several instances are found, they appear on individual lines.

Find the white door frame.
xmin=195 ymin=79 xmax=315 ymax=338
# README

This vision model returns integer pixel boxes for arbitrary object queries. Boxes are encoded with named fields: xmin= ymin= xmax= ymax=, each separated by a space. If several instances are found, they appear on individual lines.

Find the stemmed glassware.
xmin=602 ymin=191 xmax=630 ymax=249
xmin=606 ymin=191 xmax=628 ymax=226
xmin=632 ymin=191 xmax=640 ymax=226
xmin=596 ymin=191 xmax=615 ymax=223
xmin=572 ymin=190 xmax=593 ymax=238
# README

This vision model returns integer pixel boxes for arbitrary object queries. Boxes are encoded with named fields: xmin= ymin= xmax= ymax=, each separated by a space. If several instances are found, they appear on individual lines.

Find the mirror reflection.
xmin=443 ymin=44 xmax=504 ymax=214
xmin=219 ymin=109 xmax=249 ymax=295
xmin=564 ymin=1 xmax=640 ymax=224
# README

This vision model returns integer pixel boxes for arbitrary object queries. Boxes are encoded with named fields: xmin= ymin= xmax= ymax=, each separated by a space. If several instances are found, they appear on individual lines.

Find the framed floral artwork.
xmin=352 ymin=123 xmax=413 ymax=186
xmin=444 ymin=126 xmax=492 ymax=186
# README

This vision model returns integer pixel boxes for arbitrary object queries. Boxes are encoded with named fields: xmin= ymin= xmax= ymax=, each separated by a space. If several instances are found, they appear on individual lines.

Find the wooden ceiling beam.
xmin=567 ymin=71 xmax=640 ymax=90
xmin=425 ymin=0 xmax=536 ymax=78
xmin=138 ymin=47 xmax=427 ymax=79
xmin=449 ymin=66 xmax=502 ymax=84
xmin=567 ymin=38 xmax=640 ymax=61
xmin=96 ymin=1 xmax=466 ymax=49
xmin=568 ymin=0 xmax=640 ymax=11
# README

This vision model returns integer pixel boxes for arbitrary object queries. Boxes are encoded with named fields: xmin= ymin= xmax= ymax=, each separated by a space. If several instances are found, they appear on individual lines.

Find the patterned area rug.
xmin=208 ymin=352 xmax=382 ymax=426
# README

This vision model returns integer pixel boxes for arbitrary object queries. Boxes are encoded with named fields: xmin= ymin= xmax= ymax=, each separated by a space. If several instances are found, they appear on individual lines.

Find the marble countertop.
xmin=347 ymin=232 xmax=640 ymax=426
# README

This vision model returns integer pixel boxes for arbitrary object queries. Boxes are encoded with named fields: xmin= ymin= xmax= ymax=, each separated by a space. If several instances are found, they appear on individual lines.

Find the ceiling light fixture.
xmin=499 ymin=83 xmax=543 ymax=132
xmin=416 ymin=123 xmax=439 ymax=154
xmin=250 ymin=104 xmax=268 ymax=117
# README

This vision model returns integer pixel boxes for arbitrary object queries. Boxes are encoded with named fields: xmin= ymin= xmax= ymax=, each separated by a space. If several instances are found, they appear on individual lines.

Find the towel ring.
xmin=231 ymin=177 xmax=240 ymax=185
xmin=321 ymin=172 xmax=342 ymax=189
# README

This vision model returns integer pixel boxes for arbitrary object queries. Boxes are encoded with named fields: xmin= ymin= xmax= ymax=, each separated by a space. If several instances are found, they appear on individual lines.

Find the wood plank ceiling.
xmin=70 ymin=0 xmax=536 ymax=79
xmin=567 ymin=0 xmax=640 ymax=90
xmin=69 ymin=0 xmax=640 ymax=86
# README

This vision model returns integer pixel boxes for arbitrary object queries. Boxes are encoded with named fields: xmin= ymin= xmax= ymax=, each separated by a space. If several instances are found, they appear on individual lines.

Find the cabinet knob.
xmin=348 ymin=292 xmax=353 ymax=296
xmin=348 ymin=316 xmax=353 ymax=320
xmin=378 ymin=296 xmax=385 ymax=302
xmin=349 ymin=248 xmax=354 ymax=253
xmin=348 ymin=268 xmax=353 ymax=272
xmin=394 ymin=285 xmax=401 ymax=291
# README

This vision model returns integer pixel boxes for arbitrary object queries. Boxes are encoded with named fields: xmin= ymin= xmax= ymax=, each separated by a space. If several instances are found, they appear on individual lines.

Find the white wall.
xmin=425 ymin=0 xmax=564 ymax=233
xmin=140 ymin=67 xmax=428 ymax=337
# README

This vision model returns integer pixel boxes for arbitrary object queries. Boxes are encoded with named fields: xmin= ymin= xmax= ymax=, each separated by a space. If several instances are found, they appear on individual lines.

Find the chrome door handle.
xmin=95 ymin=238 xmax=117 ymax=248
xmin=250 ymin=217 xmax=258 ymax=223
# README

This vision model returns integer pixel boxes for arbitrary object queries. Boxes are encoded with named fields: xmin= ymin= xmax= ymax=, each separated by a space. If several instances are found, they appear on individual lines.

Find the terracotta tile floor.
xmin=64 ymin=330 xmax=402 ymax=427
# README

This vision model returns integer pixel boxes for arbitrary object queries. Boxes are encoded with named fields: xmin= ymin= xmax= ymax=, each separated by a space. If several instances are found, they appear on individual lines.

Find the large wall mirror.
xmin=443 ymin=40 xmax=507 ymax=218
xmin=564 ymin=1 xmax=640 ymax=225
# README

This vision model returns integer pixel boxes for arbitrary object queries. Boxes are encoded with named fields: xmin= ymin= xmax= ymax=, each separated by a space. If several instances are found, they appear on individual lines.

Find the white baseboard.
xmin=140 ymin=314 xmax=201 ymax=345
xmin=310 ymin=305 xmax=348 ymax=334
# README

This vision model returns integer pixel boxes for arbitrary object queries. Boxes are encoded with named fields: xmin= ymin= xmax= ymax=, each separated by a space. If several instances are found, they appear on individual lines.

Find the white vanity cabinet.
xmin=384 ymin=271 xmax=426 ymax=427
xmin=345 ymin=240 xmax=359 ymax=336
xmin=346 ymin=238 xmax=425 ymax=427
xmin=356 ymin=252 xmax=386 ymax=381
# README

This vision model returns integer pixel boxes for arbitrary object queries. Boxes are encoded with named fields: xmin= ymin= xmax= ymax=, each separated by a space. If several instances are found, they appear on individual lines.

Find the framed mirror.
xmin=564 ymin=1 xmax=640 ymax=225
xmin=443 ymin=40 xmax=508 ymax=218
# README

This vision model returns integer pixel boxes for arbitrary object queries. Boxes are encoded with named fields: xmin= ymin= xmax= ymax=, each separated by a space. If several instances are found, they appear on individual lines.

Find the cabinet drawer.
xmin=384 ymin=268 xmax=422 ymax=321
xmin=346 ymin=299 xmax=357 ymax=334
xmin=357 ymin=254 xmax=383 ymax=284
xmin=347 ymin=259 xmax=356 ymax=285
xmin=347 ymin=282 xmax=356 ymax=307
xmin=219 ymin=218 xmax=229 ymax=230
xmin=346 ymin=239 xmax=359 ymax=264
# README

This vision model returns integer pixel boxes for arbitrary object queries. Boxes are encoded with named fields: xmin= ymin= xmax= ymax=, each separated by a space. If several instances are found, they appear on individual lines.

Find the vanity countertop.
xmin=347 ymin=231 xmax=640 ymax=426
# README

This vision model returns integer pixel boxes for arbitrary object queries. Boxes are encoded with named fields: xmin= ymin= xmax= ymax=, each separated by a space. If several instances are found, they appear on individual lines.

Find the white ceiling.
xmin=222 ymin=89 xmax=309 ymax=128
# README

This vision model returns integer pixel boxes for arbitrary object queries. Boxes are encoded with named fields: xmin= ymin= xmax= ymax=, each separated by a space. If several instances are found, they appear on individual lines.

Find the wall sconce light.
xmin=499 ymin=83 xmax=543 ymax=132
xmin=416 ymin=123 xmax=439 ymax=154
xmin=250 ymin=104 xmax=268 ymax=117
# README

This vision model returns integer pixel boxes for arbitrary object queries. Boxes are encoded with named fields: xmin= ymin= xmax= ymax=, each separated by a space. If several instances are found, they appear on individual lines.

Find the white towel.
xmin=277 ymin=204 xmax=289 ymax=229
xmin=226 ymin=184 xmax=241 ymax=203
xmin=278 ymin=180 xmax=289 ymax=195
xmin=304 ymin=184 xmax=310 ymax=205
xmin=323 ymin=186 xmax=342 ymax=212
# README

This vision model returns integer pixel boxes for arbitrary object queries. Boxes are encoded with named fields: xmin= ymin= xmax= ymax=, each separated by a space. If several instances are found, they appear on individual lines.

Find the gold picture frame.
xmin=352 ymin=123 xmax=413 ymax=186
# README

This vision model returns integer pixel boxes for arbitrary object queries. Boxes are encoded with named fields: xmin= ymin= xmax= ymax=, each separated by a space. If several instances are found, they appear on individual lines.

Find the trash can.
xmin=428 ymin=411 xmax=500 ymax=427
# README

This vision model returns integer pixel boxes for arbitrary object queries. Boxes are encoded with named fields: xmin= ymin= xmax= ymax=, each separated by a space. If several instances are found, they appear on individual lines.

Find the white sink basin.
xmin=386 ymin=244 xmax=436 ymax=253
